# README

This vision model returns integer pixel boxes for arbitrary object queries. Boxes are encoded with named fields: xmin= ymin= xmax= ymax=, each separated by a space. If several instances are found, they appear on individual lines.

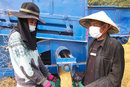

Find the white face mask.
xmin=89 ymin=26 xmax=102 ymax=39
xmin=29 ymin=25 xmax=36 ymax=32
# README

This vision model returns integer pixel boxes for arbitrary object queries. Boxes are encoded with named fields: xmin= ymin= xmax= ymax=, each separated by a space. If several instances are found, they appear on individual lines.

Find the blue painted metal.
xmin=0 ymin=0 xmax=130 ymax=78
xmin=56 ymin=58 xmax=76 ymax=71
xmin=64 ymin=65 xmax=70 ymax=72
xmin=0 ymin=69 xmax=14 ymax=78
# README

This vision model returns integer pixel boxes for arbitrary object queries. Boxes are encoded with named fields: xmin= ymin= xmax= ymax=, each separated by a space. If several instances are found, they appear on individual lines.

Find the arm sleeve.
xmin=8 ymin=32 xmax=49 ymax=86
xmin=38 ymin=56 xmax=51 ymax=77
xmin=85 ymin=44 xmax=125 ymax=87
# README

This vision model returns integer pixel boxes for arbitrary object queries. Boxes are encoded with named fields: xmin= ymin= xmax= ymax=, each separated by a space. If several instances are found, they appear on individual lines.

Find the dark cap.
xmin=11 ymin=2 xmax=45 ymax=23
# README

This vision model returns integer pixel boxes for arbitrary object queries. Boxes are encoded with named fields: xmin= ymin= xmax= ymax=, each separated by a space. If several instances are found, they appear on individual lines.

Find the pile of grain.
xmin=122 ymin=39 xmax=130 ymax=87
xmin=58 ymin=66 xmax=72 ymax=87
xmin=0 ymin=77 xmax=16 ymax=87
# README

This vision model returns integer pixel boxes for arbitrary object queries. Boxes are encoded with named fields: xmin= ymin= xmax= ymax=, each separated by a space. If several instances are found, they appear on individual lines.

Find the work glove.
xmin=44 ymin=81 xmax=54 ymax=87
xmin=73 ymin=73 xmax=82 ymax=82
xmin=48 ymin=74 xmax=57 ymax=83
xmin=73 ymin=72 xmax=84 ymax=82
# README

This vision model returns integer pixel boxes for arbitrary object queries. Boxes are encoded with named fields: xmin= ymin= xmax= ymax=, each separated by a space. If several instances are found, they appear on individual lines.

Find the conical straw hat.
xmin=79 ymin=11 xmax=119 ymax=34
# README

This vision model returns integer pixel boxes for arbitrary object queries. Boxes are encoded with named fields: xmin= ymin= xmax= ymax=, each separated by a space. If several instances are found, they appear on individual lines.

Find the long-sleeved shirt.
xmin=84 ymin=40 xmax=103 ymax=85
xmin=83 ymin=35 xmax=124 ymax=87
xmin=8 ymin=30 xmax=51 ymax=87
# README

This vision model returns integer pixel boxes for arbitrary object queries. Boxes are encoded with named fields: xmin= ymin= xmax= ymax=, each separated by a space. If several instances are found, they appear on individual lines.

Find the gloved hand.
xmin=44 ymin=81 xmax=54 ymax=87
xmin=48 ymin=74 xmax=57 ymax=83
xmin=73 ymin=72 xmax=84 ymax=82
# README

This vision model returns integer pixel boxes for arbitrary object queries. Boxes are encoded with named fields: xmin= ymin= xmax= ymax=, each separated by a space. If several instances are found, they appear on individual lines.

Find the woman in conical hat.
xmin=78 ymin=11 xmax=124 ymax=87
xmin=8 ymin=2 xmax=57 ymax=87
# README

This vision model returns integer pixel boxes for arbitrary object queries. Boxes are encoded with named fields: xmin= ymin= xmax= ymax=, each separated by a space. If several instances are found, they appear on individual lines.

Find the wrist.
xmin=43 ymin=81 xmax=52 ymax=87
xmin=42 ymin=80 xmax=48 ymax=86
xmin=48 ymin=74 xmax=54 ymax=80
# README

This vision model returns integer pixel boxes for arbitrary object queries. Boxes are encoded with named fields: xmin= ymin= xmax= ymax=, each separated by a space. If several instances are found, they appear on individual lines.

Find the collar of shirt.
xmin=93 ymin=34 xmax=110 ymax=48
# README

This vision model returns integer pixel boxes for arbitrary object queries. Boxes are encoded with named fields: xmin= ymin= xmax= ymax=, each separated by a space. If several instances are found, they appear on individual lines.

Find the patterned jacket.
xmin=8 ymin=30 xmax=50 ymax=87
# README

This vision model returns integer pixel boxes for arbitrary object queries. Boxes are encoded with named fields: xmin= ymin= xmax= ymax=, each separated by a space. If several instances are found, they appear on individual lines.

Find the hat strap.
xmin=20 ymin=8 xmax=39 ymax=16
xmin=102 ymin=25 xmax=111 ymax=35
xmin=98 ymin=25 xmax=111 ymax=39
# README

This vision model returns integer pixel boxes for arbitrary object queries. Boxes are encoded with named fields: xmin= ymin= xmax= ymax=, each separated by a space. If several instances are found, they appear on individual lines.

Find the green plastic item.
xmin=72 ymin=81 xmax=84 ymax=87
xmin=50 ymin=80 xmax=84 ymax=87
xmin=50 ymin=79 xmax=60 ymax=87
